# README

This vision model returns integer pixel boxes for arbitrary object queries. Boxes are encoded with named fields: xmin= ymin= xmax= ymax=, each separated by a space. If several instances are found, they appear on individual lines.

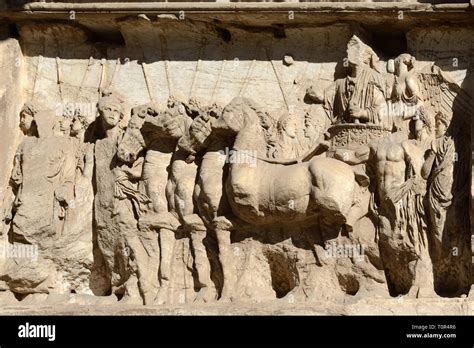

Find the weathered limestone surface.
xmin=0 ymin=29 xmax=22 ymax=225
xmin=0 ymin=1 xmax=472 ymax=314
xmin=0 ymin=296 xmax=473 ymax=316
xmin=0 ymin=27 xmax=24 ymax=296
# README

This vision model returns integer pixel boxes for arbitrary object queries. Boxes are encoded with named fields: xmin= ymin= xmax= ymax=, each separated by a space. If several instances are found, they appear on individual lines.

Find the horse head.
xmin=212 ymin=97 xmax=268 ymax=155
xmin=178 ymin=103 xmax=222 ymax=155
xmin=117 ymin=104 xmax=148 ymax=164
xmin=212 ymin=97 xmax=257 ymax=134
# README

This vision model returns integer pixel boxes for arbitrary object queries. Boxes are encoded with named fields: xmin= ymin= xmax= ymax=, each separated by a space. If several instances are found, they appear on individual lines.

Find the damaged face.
xmin=20 ymin=111 xmax=35 ymax=133
xmin=99 ymin=105 xmax=122 ymax=128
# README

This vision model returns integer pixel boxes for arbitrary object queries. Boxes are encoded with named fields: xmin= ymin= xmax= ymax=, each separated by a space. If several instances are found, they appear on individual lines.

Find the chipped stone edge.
xmin=10 ymin=1 xmax=474 ymax=14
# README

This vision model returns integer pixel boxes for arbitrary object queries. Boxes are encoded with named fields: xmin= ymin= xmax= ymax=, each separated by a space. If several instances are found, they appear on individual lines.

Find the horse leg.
xmin=138 ymin=209 xmax=180 ymax=305
xmin=408 ymin=249 xmax=436 ymax=299
xmin=124 ymin=227 xmax=160 ymax=305
xmin=154 ymin=227 xmax=176 ymax=305
xmin=213 ymin=216 xmax=235 ymax=302
xmin=309 ymin=158 xmax=355 ymax=226
xmin=345 ymin=184 xmax=371 ymax=232
xmin=184 ymin=214 xmax=216 ymax=303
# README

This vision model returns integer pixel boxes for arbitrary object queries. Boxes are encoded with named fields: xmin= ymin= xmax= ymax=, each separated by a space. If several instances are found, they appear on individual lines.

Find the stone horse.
xmin=178 ymin=103 xmax=239 ymax=300
xmin=179 ymin=97 xmax=358 ymax=300
xmin=214 ymin=97 xmax=356 ymax=228
xmin=117 ymin=100 xmax=215 ymax=303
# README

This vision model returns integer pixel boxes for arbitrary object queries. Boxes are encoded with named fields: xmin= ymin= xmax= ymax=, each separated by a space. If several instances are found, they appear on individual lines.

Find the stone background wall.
xmin=0 ymin=1 xmax=472 ymax=307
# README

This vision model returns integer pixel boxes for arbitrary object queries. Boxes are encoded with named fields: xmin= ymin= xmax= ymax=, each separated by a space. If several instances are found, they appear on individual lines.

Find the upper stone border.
xmin=1 ymin=1 xmax=472 ymax=26
xmin=21 ymin=1 xmax=474 ymax=11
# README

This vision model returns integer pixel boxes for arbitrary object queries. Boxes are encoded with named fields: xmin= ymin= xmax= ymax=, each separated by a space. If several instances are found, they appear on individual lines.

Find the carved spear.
xmin=239 ymin=43 xmax=259 ymax=98
xmin=210 ymin=44 xmax=230 ymax=105
xmin=265 ymin=46 xmax=289 ymax=111
xmin=31 ymin=55 xmax=43 ymax=100
xmin=189 ymin=38 xmax=207 ymax=100
xmin=159 ymin=34 xmax=173 ymax=99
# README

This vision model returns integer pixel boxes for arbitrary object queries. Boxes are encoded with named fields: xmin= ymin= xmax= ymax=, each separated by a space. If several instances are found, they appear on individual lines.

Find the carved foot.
xmin=214 ymin=227 xmax=235 ymax=303
xmin=154 ymin=285 xmax=170 ymax=305
xmin=189 ymin=226 xmax=216 ymax=304
xmin=407 ymin=285 xmax=437 ymax=299
xmin=119 ymin=294 xmax=144 ymax=305
xmin=194 ymin=287 xmax=217 ymax=304
xmin=282 ymin=286 xmax=306 ymax=303
xmin=218 ymin=291 xmax=233 ymax=303
xmin=140 ymin=288 xmax=155 ymax=306
xmin=408 ymin=258 xmax=436 ymax=299
xmin=118 ymin=274 xmax=144 ymax=305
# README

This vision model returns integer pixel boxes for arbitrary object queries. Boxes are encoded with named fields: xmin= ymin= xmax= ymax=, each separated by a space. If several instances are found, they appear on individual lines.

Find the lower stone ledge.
xmin=0 ymin=292 xmax=472 ymax=315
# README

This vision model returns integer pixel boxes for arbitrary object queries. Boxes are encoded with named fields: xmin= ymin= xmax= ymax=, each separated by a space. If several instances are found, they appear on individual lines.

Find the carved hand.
xmin=191 ymin=117 xmax=212 ymax=144
xmin=144 ymin=114 xmax=184 ymax=138
xmin=334 ymin=148 xmax=348 ymax=161
xmin=55 ymin=186 xmax=71 ymax=206
xmin=348 ymin=104 xmax=367 ymax=120
xmin=162 ymin=117 xmax=184 ymax=139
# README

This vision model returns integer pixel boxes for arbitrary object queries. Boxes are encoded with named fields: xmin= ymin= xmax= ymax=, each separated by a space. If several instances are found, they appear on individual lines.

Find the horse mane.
xmin=237 ymin=98 xmax=279 ymax=159
xmin=119 ymin=105 xmax=147 ymax=150
xmin=225 ymin=97 xmax=271 ymax=156
xmin=224 ymin=97 xmax=270 ymax=130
